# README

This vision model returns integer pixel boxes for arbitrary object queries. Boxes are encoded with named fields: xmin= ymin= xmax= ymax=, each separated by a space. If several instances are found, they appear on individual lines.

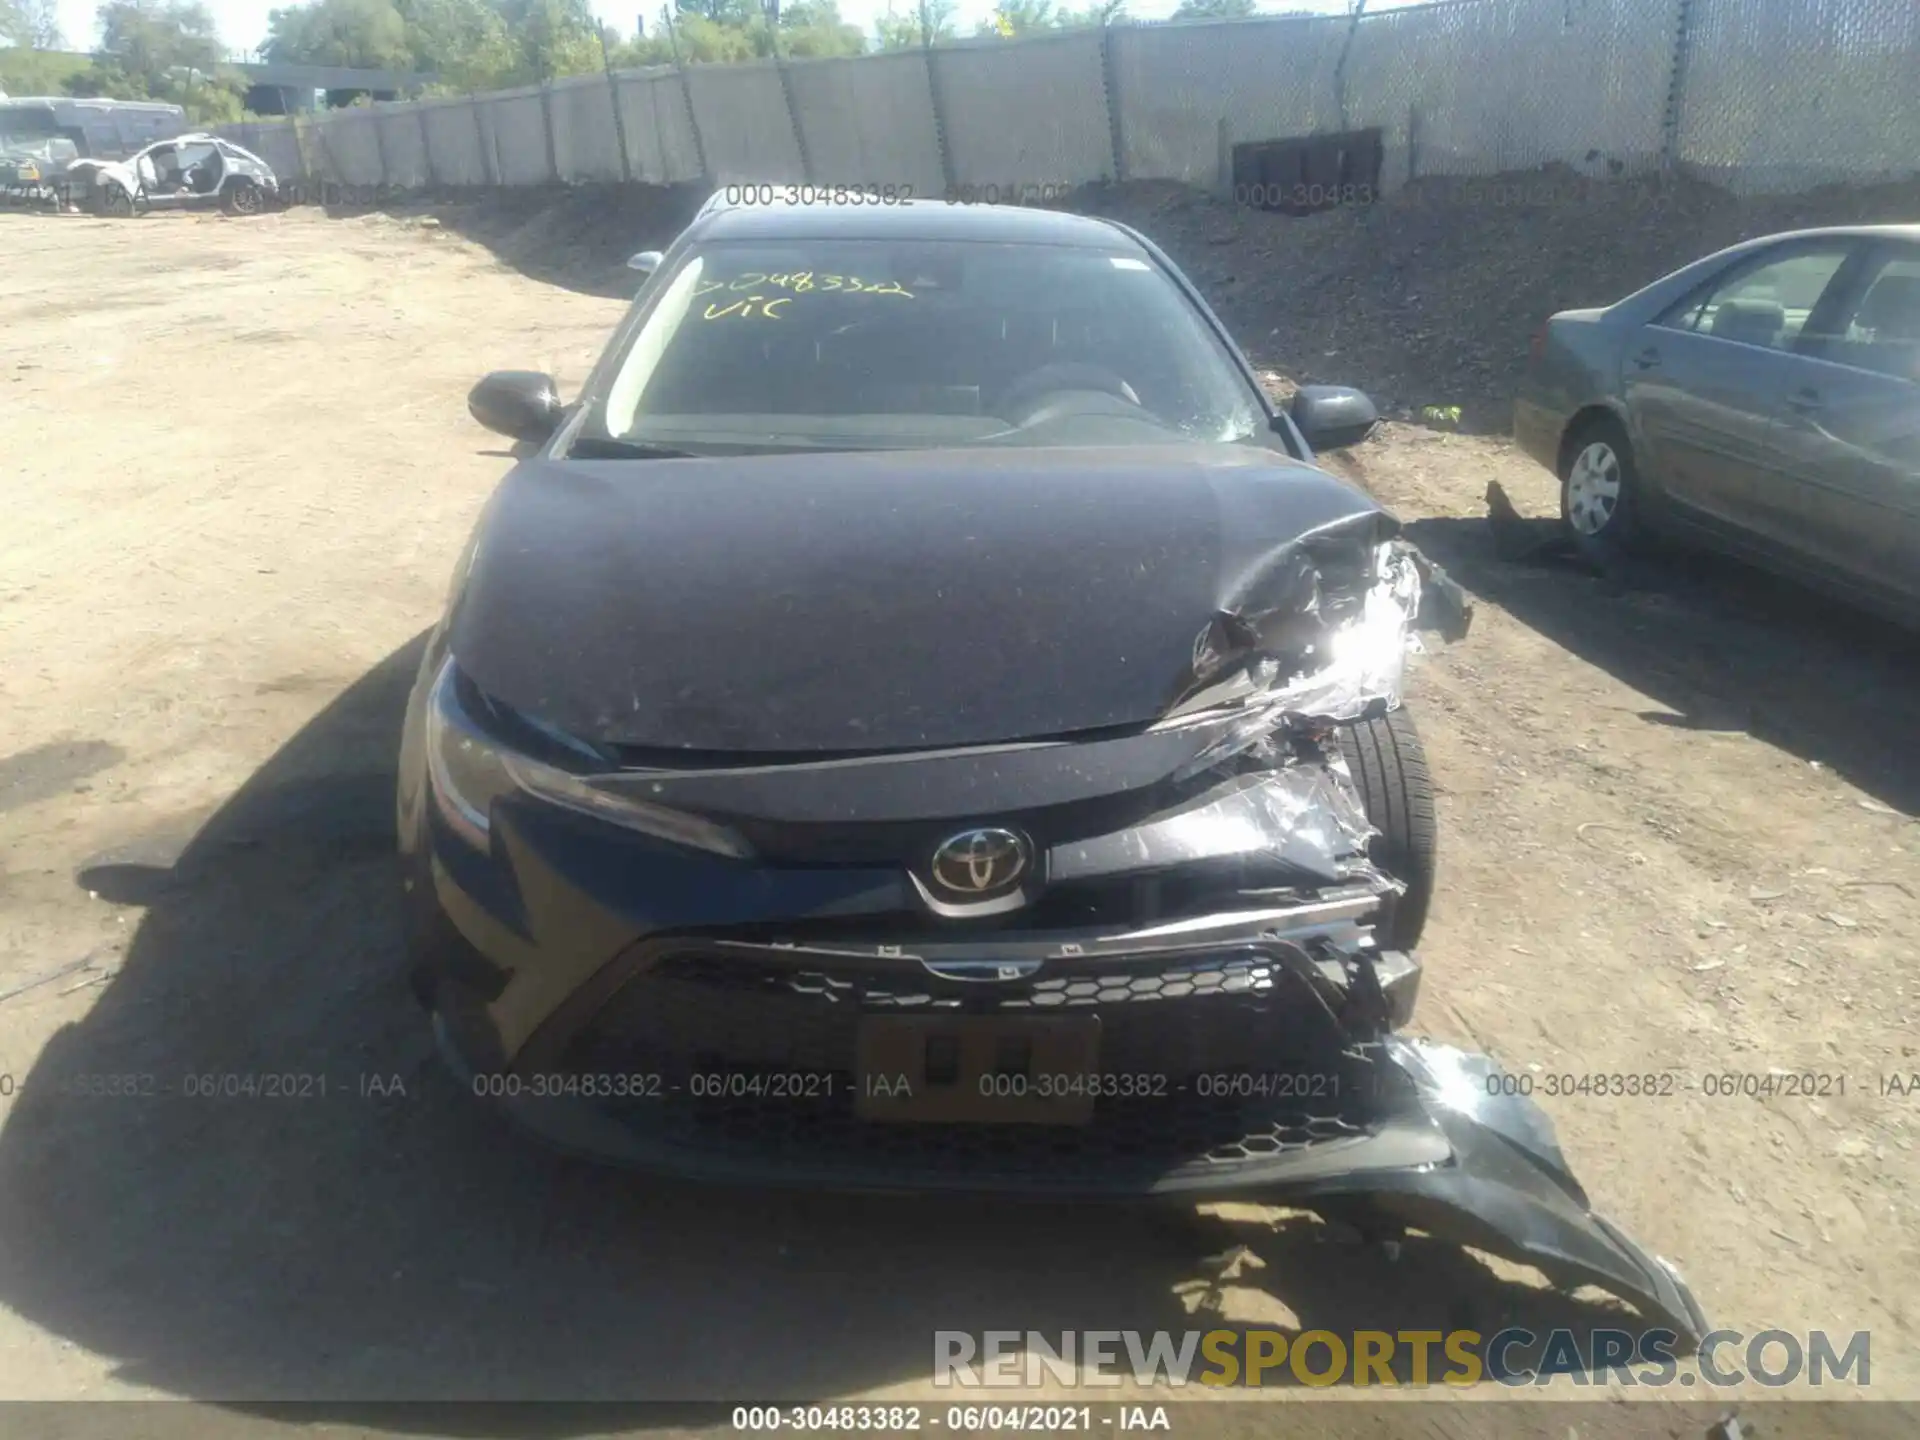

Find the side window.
xmin=1803 ymin=248 xmax=1920 ymax=382
xmin=1656 ymin=247 xmax=1853 ymax=351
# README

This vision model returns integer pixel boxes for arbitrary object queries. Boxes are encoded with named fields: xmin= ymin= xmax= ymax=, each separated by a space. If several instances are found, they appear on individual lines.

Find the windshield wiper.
xmin=566 ymin=436 xmax=703 ymax=460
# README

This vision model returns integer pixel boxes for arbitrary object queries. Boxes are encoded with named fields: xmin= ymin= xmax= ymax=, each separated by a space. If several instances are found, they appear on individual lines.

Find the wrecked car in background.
xmin=65 ymin=133 xmax=278 ymax=217
xmin=398 ymin=193 xmax=1708 ymax=1347
xmin=0 ymin=136 xmax=80 ymax=209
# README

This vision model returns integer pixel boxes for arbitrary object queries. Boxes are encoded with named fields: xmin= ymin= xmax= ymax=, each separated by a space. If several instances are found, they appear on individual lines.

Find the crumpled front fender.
xmin=1268 ymin=1037 xmax=1710 ymax=1350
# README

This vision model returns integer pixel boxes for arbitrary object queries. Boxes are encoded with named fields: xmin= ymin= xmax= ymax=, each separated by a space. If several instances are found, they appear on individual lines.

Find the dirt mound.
xmin=399 ymin=182 xmax=711 ymax=299
xmin=1072 ymin=166 xmax=1920 ymax=432
xmin=383 ymin=166 xmax=1920 ymax=425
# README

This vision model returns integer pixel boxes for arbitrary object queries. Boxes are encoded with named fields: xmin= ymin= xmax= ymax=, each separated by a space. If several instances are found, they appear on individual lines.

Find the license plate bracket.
xmin=855 ymin=1014 xmax=1102 ymax=1125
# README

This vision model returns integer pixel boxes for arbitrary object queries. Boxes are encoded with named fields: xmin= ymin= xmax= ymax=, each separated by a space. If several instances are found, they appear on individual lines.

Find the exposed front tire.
xmin=1559 ymin=416 xmax=1644 ymax=565
xmin=1336 ymin=707 xmax=1437 ymax=952
xmin=223 ymin=180 xmax=265 ymax=216
xmin=95 ymin=185 xmax=135 ymax=218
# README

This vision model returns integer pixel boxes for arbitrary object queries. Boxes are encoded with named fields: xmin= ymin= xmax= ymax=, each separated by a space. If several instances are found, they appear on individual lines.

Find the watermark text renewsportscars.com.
xmin=934 ymin=1329 xmax=1871 ymax=1388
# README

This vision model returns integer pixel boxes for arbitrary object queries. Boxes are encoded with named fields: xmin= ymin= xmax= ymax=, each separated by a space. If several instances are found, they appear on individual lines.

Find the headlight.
xmin=424 ymin=659 xmax=515 ymax=848
xmin=424 ymin=658 xmax=753 ymax=859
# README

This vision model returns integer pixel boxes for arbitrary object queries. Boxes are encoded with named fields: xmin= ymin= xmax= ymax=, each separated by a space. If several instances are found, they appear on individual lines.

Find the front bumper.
xmin=397 ymin=637 xmax=1706 ymax=1348
xmin=406 ymin=839 xmax=1707 ymax=1347
xmin=1512 ymin=394 xmax=1566 ymax=474
xmin=429 ymin=969 xmax=1707 ymax=1348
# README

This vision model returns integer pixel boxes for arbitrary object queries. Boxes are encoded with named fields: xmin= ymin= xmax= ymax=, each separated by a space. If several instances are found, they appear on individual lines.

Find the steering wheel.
xmin=992 ymin=361 xmax=1144 ymax=423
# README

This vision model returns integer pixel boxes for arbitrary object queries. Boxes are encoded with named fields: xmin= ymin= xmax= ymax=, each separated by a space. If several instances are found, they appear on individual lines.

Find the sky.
xmin=49 ymin=0 xmax=1373 ymax=62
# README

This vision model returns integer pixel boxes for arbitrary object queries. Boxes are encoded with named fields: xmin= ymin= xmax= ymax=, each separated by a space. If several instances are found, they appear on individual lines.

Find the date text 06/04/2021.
xmin=14 ymin=1068 xmax=1920 ymax=1103
xmin=18 ymin=1072 xmax=409 ymax=1100
xmin=731 ymin=1405 xmax=1172 ymax=1432
xmin=462 ymin=1070 xmax=1351 ymax=1102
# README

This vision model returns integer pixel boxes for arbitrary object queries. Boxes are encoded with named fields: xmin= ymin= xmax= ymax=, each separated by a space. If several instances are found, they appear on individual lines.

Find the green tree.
xmin=64 ymin=0 xmax=245 ymax=122
xmin=773 ymin=0 xmax=862 ymax=54
xmin=265 ymin=0 xmax=620 ymax=87
xmin=256 ymin=0 xmax=858 ymax=90
xmin=0 ymin=46 xmax=95 ymax=92
xmin=1170 ymin=0 xmax=1255 ymax=16
xmin=674 ymin=0 xmax=756 ymax=25
xmin=1055 ymin=0 xmax=1125 ymax=25
xmin=92 ymin=0 xmax=223 ymax=77
xmin=972 ymin=0 xmax=1054 ymax=36
xmin=394 ymin=0 xmax=516 ymax=88
xmin=264 ymin=0 xmax=413 ymax=68
xmin=607 ymin=0 xmax=861 ymax=65
xmin=874 ymin=0 xmax=953 ymax=48
xmin=499 ymin=0 xmax=604 ymax=80
xmin=0 ymin=0 xmax=64 ymax=48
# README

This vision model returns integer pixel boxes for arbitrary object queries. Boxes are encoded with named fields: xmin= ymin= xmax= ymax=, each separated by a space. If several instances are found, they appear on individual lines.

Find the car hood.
xmin=65 ymin=157 xmax=132 ymax=182
xmin=447 ymin=443 xmax=1394 ymax=753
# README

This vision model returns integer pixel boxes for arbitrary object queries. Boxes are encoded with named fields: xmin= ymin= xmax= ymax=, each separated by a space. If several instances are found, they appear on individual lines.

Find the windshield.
xmin=580 ymin=238 xmax=1264 ymax=455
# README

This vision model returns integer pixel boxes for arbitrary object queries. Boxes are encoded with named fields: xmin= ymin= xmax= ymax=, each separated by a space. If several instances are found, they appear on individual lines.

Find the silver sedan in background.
xmin=1514 ymin=224 xmax=1920 ymax=623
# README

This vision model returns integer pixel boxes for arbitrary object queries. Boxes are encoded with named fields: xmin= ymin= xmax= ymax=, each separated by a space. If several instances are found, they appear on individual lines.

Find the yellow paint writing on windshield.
xmin=693 ymin=271 xmax=915 ymax=315
xmin=702 ymin=295 xmax=792 ymax=320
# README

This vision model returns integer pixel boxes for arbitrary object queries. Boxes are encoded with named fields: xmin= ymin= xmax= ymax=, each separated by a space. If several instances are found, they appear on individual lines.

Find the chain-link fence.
xmin=225 ymin=0 xmax=1920 ymax=203
xmin=1677 ymin=0 xmax=1920 ymax=192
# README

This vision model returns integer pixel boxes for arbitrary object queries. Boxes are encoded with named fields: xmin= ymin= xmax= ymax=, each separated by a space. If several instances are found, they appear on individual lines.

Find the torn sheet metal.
xmin=1233 ymin=1025 xmax=1711 ymax=1347
xmin=1170 ymin=532 xmax=1473 ymax=731
xmin=1259 ymin=541 xmax=1430 ymax=724
xmin=1348 ymin=1036 xmax=1709 ymax=1347
xmin=1049 ymin=753 xmax=1388 ymax=887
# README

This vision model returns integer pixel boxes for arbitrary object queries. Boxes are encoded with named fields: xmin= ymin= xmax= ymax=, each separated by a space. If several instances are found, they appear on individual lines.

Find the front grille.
xmin=663 ymin=946 xmax=1301 ymax=1008
xmin=543 ymin=940 xmax=1396 ymax=1184
xmin=561 ymin=945 xmax=1361 ymax=1081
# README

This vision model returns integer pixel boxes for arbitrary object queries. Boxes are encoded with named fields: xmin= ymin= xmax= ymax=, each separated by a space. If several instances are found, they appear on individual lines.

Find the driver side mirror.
xmin=468 ymin=371 xmax=563 ymax=443
xmin=1286 ymin=385 xmax=1379 ymax=451
xmin=627 ymin=250 xmax=663 ymax=276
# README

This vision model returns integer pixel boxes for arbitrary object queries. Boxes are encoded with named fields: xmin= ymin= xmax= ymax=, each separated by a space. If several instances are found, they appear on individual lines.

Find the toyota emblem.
xmin=929 ymin=827 xmax=1030 ymax=896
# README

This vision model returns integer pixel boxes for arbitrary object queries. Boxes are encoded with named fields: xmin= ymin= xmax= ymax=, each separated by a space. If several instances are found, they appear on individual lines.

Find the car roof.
xmin=1740 ymin=223 xmax=1920 ymax=245
xmin=689 ymin=191 xmax=1145 ymax=251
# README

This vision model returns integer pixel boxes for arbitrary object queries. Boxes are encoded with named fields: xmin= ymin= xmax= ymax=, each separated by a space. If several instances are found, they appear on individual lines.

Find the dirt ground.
xmin=1 ymin=200 xmax=1918 ymax=1426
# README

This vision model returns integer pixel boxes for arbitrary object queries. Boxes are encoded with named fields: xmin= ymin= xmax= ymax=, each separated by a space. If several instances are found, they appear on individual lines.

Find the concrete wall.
xmin=787 ymin=51 xmax=944 ymax=195
xmin=229 ymin=0 xmax=1920 ymax=202
xmin=684 ymin=61 xmax=804 ymax=184
xmin=613 ymin=69 xmax=705 ymax=185
xmin=421 ymin=99 xmax=489 ymax=186
xmin=932 ymin=31 xmax=1114 ymax=190
xmin=549 ymin=73 xmax=626 ymax=182
xmin=375 ymin=106 xmax=430 ymax=187
xmin=1112 ymin=16 xmax=1346 ymax=187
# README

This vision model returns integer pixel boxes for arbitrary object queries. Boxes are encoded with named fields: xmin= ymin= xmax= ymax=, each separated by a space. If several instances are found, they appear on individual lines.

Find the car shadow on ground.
xmin=1401 ymin=516 xmax=1920 ymax=816
xmin=0 ymin=635 xmax=1644 ymax=1416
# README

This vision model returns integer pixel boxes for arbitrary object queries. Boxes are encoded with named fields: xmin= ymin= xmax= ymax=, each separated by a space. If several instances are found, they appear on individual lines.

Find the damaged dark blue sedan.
xmin=397 ymin=193 xmax=1707 ymax=1347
